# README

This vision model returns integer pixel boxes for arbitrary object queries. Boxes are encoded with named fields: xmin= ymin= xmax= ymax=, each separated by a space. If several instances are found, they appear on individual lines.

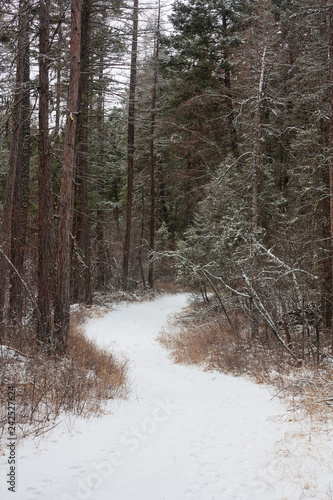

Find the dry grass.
xmin=159 ymin=301 xmax=333 ymax=427
xmin=153 ymin=280 xmax=188 ymax=294
xmin=68 ymin=311 xmax=128 ymax=404
xmin=159 ymin=299 xmax=333 ymax=499
xmin=0 ymin=309 xmax=128 ymax=450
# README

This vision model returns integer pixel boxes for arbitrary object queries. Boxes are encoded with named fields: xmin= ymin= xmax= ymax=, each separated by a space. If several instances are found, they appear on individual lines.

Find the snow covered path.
xmin=1 ymin=294 xmax=333 ymax=500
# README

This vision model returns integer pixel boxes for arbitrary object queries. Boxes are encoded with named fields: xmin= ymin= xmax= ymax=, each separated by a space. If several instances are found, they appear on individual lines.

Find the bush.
xmin=0 ymin=309 xmax=128 ymax=450
xmin=159 ymin=298 xmax=333 ymax=425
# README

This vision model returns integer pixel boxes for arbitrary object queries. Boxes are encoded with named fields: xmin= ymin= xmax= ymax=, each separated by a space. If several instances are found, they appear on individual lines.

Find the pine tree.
xmin=123 ymin=0 xmax=139 ymax=290
xmin=54 ymin=0 xmax=83 ymax=353
xmin=38 ymin=0 xmax=54 ymax=349
xmin=0 ymin=0 xmax=31 ymax=336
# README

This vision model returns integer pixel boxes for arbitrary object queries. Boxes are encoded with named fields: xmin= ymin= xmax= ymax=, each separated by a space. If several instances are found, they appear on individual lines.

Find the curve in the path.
xmin=4 ymin=294 xmax=319 ymax=500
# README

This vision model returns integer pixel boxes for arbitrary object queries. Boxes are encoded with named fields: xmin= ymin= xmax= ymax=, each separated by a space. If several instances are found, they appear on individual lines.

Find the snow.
xmin=1 ymin=293 xmax=333 ymax=500
xmin=0 ymin=345 xmax=27 ymax=362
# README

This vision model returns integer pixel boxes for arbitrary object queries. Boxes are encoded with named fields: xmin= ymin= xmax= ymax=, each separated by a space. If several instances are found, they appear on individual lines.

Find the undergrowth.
xmin=0 ymin=305 xmax=128 ymax=451
xmin=159 ymin=297 xmax=333 ymax=426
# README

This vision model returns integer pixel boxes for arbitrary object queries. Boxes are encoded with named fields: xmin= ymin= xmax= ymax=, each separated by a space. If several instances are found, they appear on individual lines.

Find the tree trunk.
xmin=158 ymin=173 xmax=169 ymax=227
xmin=9 ymin=0 xmax=31 ymax=324
xmin=138 ymin=184 xmax=147 ymax=289
xmin=73 ymin=0 xmax=92 ymax=304
xmin=251 ymin=39 xmax=267 ymax=339
xmin=55 ymin=0 xmax=64 ymax=139
xmin=0 ymin=0 xmax=29 ymax=338
xmin=148 ymin=0 xmax=160 ymax=289
xmin=320 ymin=0 xmax=333 ymax=331
xmin=37 ymin=0 xmax=54 ymax=349
xmin=54 ymin=0 xmax=82 ymax=354
xmin=222 ymin=11 xmax=240 ymax=164
xmin=122 ymin=0 xmax=139 ymax=290
xmin=96 ymin=58 xmax=106 ymax=290
xmin=329 ymin=0 xmax=333 ymax=350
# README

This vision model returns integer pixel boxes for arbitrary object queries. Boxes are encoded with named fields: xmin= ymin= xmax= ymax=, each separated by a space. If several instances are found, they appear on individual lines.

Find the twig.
xmin=271 ymin=378 xmax=316 ymax=399
xmin=242 ymin=270 xmax=301 ymax=362
xmin=35 ymin=420 xmax=63 ymax=437
xmin=314 ymin=398 xmax=333 ymax=404
xmin=30 ymin=380 xmax=57 ymax=421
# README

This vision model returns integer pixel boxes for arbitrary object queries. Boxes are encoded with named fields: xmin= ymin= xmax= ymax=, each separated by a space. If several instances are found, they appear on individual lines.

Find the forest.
xmin=0 ymin=0 xmax=333 ymax=367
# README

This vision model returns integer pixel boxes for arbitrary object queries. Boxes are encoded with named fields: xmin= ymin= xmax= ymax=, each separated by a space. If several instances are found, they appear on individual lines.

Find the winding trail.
xmin=3 ymin=294 xmax=332 ymax=500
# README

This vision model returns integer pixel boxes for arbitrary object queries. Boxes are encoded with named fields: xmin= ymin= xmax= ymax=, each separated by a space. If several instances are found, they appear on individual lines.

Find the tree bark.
xmin=96 ymin=57 xmax=106 ymax=289
xmin=55 ymin=0 xmax=64 ymax=139
xmin=54 ymin=0 xmax=82 ymax=354
xmin=148 ymin=0 xmax=160 ymax=289
xmin=73 ymin=0 xmax=92 ymax=304
xmin=37 ymin=0 xmax=54 ymax=349
xmin=122 ymin=0 xmax=139 ymax=290
xmin=9 ymin=0 xmax=31 ymax=323
xmin=329 ymin=0 xmax=333 ymax=350
xmin=320 ymin=0 xmax=333 ymax=331
xmin=0 ymin=0 xmax=30 ymax=337
xmin=222 ymin=11 xmax=240 ymax=164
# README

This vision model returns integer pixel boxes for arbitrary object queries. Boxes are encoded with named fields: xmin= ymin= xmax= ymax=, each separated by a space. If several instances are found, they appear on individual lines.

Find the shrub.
xmin=0 ymin=309 xmax=128 ymax=450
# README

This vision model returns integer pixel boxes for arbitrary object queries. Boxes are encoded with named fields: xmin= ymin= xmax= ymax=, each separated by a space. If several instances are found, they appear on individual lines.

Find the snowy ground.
xmin=1 ymin=293 xmax=333 ymax=500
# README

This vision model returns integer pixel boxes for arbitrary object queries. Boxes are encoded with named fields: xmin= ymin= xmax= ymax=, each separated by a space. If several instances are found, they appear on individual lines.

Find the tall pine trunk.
xmin=222 ymin=10 xmax=240 ymax=164
xmin=73 ymin=0 xmax=92 ymax=304
xmin=96 ymin=58 xmax=106 ymax=289
xmin=320 ymin=0 xmax=332 ymax=332
xmin=148 ymin=0 xmax=160 ymax=289
xmin=122 ymin=0 xmax=139 ymax=290
xmin=55 ymin=0 xmax=64 ymax=139
xmin=37 ymin=0 xmax=54 ymax=348
xmin=9 ymin=0 xmax=30 ymax=323
xmin=329 ymin=0 xmax=333 ymax=350
xmin=54 ymin=0 xmax=82 ymax=353
xmin=0 ymin=0 xmax=30 ymax=337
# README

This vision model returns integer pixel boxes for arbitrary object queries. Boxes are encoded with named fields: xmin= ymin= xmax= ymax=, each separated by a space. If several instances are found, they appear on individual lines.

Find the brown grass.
xmin=68 ymin=311 xmax=128 ymax=403
xmin=159 ymin=302 xmax=333 ymax=427
xmin=153 ymin=280 xmax=188 ymax=294
xmin=0 ymin=309 xmax=128 ymax=450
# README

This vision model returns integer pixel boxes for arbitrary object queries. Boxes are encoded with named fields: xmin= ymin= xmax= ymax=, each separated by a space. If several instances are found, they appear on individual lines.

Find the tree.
xmin=9 ymin=0 xmax=31 ymax=322
xmin=329 ymin=0 xmax=333 ymax=347
xmin=0 ymin=0 xmax=30 ymax=336
xmin=122 ymin=0 xmax=139 ymax=290
xmin=54 ymin=0 xmax=82 ymax=353
xmin=148 ymin=0 xmax=161 ymax=288
xmin=38 ymin=0 xmax=55 ymax=349
xmin=161 ymin=0 xmax=243 ymax=159
xmin=72 ymin=0 xmax=92 ymax=304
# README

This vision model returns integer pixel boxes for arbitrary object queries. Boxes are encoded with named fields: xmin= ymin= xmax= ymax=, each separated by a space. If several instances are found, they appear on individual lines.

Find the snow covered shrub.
xmin=172 ymin=156 xmax=326 ymax=364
